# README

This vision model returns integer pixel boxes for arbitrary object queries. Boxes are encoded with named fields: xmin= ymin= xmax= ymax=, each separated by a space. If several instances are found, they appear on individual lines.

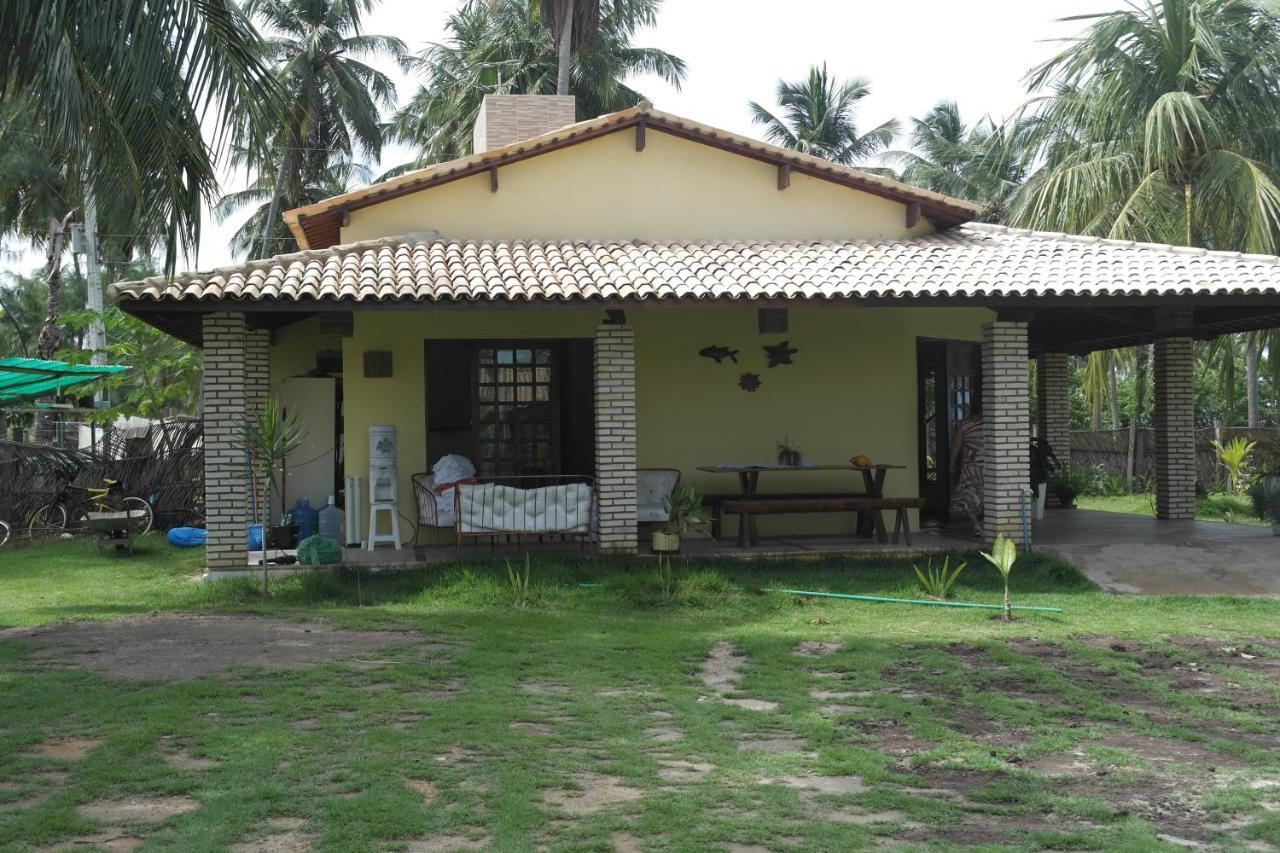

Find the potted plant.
xmin=652 ymin=482 xmax=704 ymax=554
xmin=1256 ymin=432 xmax=1280 ymax=493
xmin=235 ymin=397 xmax=307 ymax=594
xmin=1050 ymin=464 xmax=1093 ymax=509
xmin=776 ymin=435 xmax=801 ymax=467
xmin=1029 ymin=436 xmax=1061 ymax=520
xmin=1263 ymin=478 xmax=1280 ymax=536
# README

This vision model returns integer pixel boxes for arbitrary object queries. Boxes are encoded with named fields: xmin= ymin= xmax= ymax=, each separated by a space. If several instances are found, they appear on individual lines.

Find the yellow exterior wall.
xmin=268 ymin=305 xmax=991 ymax=544
xmin=633 ymin=306 xmax=990 ymax=537
xmin=341 ymin=127 xmax=934 ymax=245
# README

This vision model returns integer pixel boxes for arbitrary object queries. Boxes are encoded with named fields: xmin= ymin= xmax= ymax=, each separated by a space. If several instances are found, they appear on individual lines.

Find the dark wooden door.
xmin=917 ymin=339 xmax=981 ymax=526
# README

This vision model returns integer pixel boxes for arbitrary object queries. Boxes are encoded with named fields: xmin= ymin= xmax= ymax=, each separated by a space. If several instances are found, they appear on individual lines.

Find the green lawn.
xmin=0 ymin=537 xmax=1277 ymax=851
xmin=1077 ymin=492 xmax=1268 ymax=525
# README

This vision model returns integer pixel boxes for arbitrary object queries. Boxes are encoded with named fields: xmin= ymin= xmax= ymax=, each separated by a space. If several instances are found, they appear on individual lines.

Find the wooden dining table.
xmin=696 ymin=463 xmax=905 ymax=541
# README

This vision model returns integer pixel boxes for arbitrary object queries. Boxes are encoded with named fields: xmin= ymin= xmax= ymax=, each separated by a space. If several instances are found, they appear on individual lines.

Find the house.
xmin=111 ymin=96 xmax=1280 ymax=578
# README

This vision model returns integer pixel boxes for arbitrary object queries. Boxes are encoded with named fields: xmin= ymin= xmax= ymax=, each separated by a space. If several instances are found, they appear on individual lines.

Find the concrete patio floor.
xmin=242 ymin=509 xmax=1278 ymax=596
xmin=1030 ymin=509 xmax=1279 ymax=596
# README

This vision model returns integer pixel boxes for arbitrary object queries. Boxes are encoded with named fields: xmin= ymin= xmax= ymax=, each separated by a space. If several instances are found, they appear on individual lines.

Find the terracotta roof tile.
xmin=110 ymin=224 xmax=1280 ymax=306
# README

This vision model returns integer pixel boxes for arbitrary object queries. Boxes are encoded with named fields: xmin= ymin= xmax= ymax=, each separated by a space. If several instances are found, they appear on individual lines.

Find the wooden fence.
xmin=1069 ymin=427 xmax=1274 ymax=490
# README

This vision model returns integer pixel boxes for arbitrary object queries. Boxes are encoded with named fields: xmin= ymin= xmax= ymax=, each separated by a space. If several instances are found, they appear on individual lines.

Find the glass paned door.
xmin=473 ymin=345 xmax=559 ymax=477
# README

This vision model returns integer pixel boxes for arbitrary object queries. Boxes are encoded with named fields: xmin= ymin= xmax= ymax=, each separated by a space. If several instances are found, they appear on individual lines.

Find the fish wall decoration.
xmin=698 ymin=345 xmax=739 ymax=364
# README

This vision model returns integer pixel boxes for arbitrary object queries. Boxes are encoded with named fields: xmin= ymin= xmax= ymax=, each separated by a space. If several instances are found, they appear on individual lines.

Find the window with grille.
xmin=473 ymin=345 xmax=559 ymax=477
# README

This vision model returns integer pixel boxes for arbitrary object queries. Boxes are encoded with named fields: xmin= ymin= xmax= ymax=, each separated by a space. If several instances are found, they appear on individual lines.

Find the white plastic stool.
xmin=366 ymin=502 xmax=402 ymax=551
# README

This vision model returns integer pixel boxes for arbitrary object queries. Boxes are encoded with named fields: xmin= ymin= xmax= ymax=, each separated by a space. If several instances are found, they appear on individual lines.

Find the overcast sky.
xmin=2 ymin=0 xmax=1114 ymax=278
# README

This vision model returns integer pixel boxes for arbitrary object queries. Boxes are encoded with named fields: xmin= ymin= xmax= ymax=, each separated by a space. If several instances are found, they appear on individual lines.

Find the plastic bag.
xmin=296 ymin=535 xmax=342 ymax=566
xmin=167 ymin=527 xmax=207 ymax=548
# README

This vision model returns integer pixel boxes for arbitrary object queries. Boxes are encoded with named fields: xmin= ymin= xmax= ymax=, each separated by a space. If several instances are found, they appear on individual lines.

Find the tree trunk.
xmin=1126 ymin=345 xmax=1151 ymax=489
xmin=1091 ymin=397 xmax=1103 ymax=432
xmin=1107 ymin=360 xmax=1122 ymax=430
xmin=555 ymin=11 xmax=573 ymax=96
xmin=1245 ymin=334 xmax=1260 ymax=428
xmin=36 ymin=212 xmax=74 ymax=359
xmin=256 ymin=141 xmax=300 ymax=261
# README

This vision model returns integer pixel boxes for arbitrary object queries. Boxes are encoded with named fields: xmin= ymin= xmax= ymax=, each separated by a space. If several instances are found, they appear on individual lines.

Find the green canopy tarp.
xmin=0 ymin=357 xmax=129 ymax=404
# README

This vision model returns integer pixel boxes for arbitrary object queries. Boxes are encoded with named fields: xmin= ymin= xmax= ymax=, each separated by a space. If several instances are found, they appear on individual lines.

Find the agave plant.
xmin=979 ymin=535 xmax=1018 ymax=621
xmin=912 ymin=555 xmax=967 ymax=600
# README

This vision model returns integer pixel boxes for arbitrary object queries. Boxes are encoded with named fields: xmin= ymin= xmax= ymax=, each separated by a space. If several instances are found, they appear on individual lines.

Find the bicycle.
xmin=28 ymin=478 xmax=153 ymax=540
xmin=0 ymin=519 xmax=9 ymax=548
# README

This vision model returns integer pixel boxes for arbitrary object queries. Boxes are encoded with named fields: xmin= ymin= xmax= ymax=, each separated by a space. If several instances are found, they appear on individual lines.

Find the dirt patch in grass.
xmin=433 ymin=745 xmax=480 ymax=765
xmin=699 ymin=641 xmax=743 ymax=693
xmin=2 ymin=615 xmax=434 ymax=681
xmin=0 ymin=791 xmax=53 ymax=813
xmin=657 ymin=759 xmax=715 ymax=782
xmin=543 ymin=772 xmax=644 ymax=815
xmin=26 ymin=737 xmax=102 ymax=760
xmin=519 ymin=681 xmax=569 ymax=695
xmin=158 ymin=744 xmax=217 ymax=772
xmin=610 ymin=832 xmax=643 ymax=852
xmin=405 ymin=778 xmax=439 ymax=803
xmin=809 ymin=688 xmax=873 ymax=701
xmin=644 ymin=725 xmax=684 ymax=743
xmin=1094 ymin=732 xmax=1250 ymax=769
xmin=42 ymin=828 xmax=145 ymax=851
xmin=508 ymin=720 xmax=554 ymax=736
xmin=736 ymin=736 xmax=810 ymax=754
xmin=697 ymin=642 xmax=778 ymax=711
xmin=402 ymin=833 xmax=489 ymax=851
xmin=908 ymin=766 xmax=1011 ymax=800
xmin=77 ymin=795 xmax=199 ymax=824
xmin=764 ymin=774 xmax=868 ymax=795
xmin=793 ymin=641 xmax=841 ymax=658
xmin=229 ymin=817 xmax=310 ymax=852
xmin=839 ymin=718 xmax=936 ymax=755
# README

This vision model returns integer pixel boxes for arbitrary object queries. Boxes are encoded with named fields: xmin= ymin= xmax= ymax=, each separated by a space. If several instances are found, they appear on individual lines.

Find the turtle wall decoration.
xmin=763 ymin=340 xmax=798 ymax=368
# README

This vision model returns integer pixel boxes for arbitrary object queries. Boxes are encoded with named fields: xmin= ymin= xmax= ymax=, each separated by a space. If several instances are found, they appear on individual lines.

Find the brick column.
xmin=1036 ymin=352 xmax=1071 ymax=508
xmin=1154 ymin=337 xmax=1196 ymax=519
xmin=244 ymin=327 xmax=270 ymax=417
xmin=982 ymin=320 xmax=1031 ymax=541
xmin=202 ymin=313 xmax=251 ymax=571
xmin=593 ymin=323 xmax=637 ymax=553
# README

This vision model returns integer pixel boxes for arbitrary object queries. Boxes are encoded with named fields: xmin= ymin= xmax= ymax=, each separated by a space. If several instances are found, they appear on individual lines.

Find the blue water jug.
xmin=291 ymin=499 xmax=319 ymax=538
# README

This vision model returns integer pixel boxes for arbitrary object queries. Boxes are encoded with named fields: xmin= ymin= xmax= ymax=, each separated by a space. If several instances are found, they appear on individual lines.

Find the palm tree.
xmin=1012 ymin=0 xmax=1280 ymax=254
xmin=748 ymin=65 xmax=898 ymax=167
xmin=389 ymin=0 xmax=684 ymax=167
xmin=539 ymin=0 xmax=599 ymax=96
xmin=887 ymin=101 xmax=1030 ymax=221
xmin=0 ymin=0 xmax=277 ymax=271
xmin=216 ymin=158 xmax=373 ymax=258
xmin=237 ymin=0 xmax=406 ymax=259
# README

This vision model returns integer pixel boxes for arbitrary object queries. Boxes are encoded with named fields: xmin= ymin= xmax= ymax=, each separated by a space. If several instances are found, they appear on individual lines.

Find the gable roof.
xmin=283 ymin=103 xmax=983 ymax=250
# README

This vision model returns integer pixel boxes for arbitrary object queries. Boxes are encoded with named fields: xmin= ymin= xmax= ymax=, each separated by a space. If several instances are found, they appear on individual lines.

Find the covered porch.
xmin=108 ymin=225 xmax=1280 ymax=580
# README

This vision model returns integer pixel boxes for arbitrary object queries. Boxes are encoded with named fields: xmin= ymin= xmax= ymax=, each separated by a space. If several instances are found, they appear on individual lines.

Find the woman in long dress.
xmin=950 ymin=409 xmax=985 ymax=537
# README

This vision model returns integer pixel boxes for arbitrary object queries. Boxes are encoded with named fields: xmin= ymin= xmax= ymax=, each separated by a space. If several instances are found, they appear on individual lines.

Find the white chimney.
xmin=472 ymin=95 xmax=577 ymax=154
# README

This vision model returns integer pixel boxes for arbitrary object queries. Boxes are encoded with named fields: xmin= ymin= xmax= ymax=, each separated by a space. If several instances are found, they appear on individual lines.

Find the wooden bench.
xmin=717 ymin=495 xmax=926 ymax=547
xmin=705 ymin=492 xmax=863 ymax=541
